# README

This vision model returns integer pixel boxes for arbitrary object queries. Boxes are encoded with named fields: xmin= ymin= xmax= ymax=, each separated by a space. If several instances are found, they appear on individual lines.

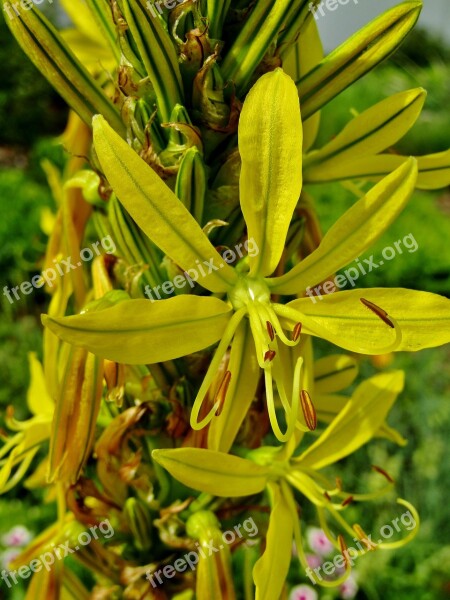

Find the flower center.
xmin=228 ymin=275 xmax=271 ymax=311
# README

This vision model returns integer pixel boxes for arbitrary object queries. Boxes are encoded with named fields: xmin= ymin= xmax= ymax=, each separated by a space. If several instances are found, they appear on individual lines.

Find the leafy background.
xmin=0 ymin=9 xmax=449 ymax=600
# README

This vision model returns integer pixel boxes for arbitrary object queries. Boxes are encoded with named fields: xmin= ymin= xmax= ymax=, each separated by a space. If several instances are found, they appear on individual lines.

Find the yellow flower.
xmin=152 ymin=371 xmax=419 ymax=599
xmin=42 ymin=69 xmax=450 ymax=445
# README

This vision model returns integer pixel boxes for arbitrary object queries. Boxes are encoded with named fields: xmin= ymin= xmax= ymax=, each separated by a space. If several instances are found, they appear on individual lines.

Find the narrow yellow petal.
xmin=152 ymin=448 xmax=269 ymax=497
xmin=93 ymin=115 xmax=237 ymax=293
xmin=304 ymin=88 xmax=426 ymax=167
xmin=290 ymin=288 xmax=450 ymax=353
xmin=304 ymin=149 xmax=450 ymax=190
xmin=207 ymin=320 xmax=260 ymax=453
xmin=270 ymin=158 xmax=418 ymax=294
xmin=253 ymin=482 xmax=294 ymax=600
xmin=239 ymin=69 xmax=303 ymax=277
xmin=296 ymin=371 xmax=405 ymax=469
xmin=42 ymin=296 xmax=232 ymax=365
xmin=314 ymin=354 xmax=359 ymax=394
xmin=27 ymin=353 xmax=53 ymax=416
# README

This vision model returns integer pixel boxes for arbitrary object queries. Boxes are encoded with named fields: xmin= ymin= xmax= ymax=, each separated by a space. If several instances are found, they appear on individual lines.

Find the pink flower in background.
xmin=306 ymin=527 xmax=334 ymax=556
xmin=340 ymin=573 xmax=359 ymax=599
xmin=1 ymin=525 xmax=32 ymax=548
xmin=289 ymin=584 xmax=318 ymax=600
xmin=306 ymin=553 xmax=322 ymax=569
xmin=0 ymin=548 xmax=20 ymax=570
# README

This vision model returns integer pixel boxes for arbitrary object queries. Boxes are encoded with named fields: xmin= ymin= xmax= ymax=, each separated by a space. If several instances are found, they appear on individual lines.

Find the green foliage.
xmin=0 ymin=12 xmax=67 ymax=146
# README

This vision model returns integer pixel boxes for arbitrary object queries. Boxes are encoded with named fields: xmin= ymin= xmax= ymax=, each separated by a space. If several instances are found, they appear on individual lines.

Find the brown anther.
xmin=215 ymin=371 xmax=232 ymax=416
xmin=324 ymin=491 xmax=331 ymax=502
xmin=338 ymin=535 xmax=350 ymax=567
xmin=335 ymin=477 xmax=343 ymax=491
xmin=353 ymin=524 xmax=378 ymax=550
xmin=300 ymin=390 xmax=317 ymax=431
xmin=266 ymin=321 xmax=275 ymax=341
xmin=292 ymin=322 xmax=302 ymax=342
xmin=342 ymin=495 xmax=354 ymax=507
xmin=264 ymin=350 xmax=276 ymax=362
xmin=360 ymin=298 xmax=395 ymax=329
xmin=371 ymin=464 xmax=395 ymax=483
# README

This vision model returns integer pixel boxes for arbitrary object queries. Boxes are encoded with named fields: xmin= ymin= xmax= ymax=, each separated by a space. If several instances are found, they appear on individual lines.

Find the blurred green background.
xmin=0 ymin=7 xmax=449 ymax=600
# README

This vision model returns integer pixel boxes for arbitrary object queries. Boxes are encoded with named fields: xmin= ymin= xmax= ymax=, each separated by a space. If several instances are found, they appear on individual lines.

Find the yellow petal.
xmin=152 ymin=448 xmax=269 ymax=497
xmin=270 ymin=158 xmax=418 ymax=294
xmin=27 ymin=353 xmax=54 ymax=416
xmin=315 ymin=393 xmax=407 ymax=447
xmin=207 ymin=320 xmax=260 ymax=453
xmin=296 ymin=371 xmax=404 ymax=469
xmin=304 ymin=149 xmax=450 ymax=190
xmin=42 ymin=296 xmax=232 ymax=365
xmin=297 ymin=2 xmax=422 ymax=118
xmin=253 ymin=482 xmax=293 ymax=600
xmin=283 ymin=18 xmax=323 ymax=152
xmin=93 ymin=115 xmax=237 ymax=293
xmin=314 ymin=354 xmax=359 ymax=394
xmin=304 ymin=88 xmax=426 ymax=167
xmin=239 ymin=69 xmax=303 ymax=277
xmin=289 ymin=288 xmax=450 ymax=353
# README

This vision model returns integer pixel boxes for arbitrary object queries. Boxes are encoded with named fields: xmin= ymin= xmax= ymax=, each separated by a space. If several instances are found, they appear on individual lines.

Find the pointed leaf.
xmin=239 ymin=69 xmax=303 ymax=277
xmin=152 ymin=448 xmax=269 ymax=497
xmin=270 ymin=158 xmax=418 ymax=294
xmin=93 ymin=115 xmax=237 ymax=292
xmin=42 ymin=296 xmax=232 ymax=364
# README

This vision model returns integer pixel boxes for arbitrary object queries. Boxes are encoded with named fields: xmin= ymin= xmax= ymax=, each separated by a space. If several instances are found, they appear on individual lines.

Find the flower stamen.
xmin=360 ymin=298 xmax=394 ymax=328
xmin=266 ymin=321 xmax=275 ymax=341
xmin=353 ymin=524 xmax=378 ymax=551
xmin=371 ymin=464 xmax=395 ymax=483
xmin=264 ymin=350 xmax=276 ymax=363
xmin=300 ymin=390 xmax=317 ymax=431
xmin=292 ymin=322 xmax=302 ymax=342
xmin=215 ymin=371 xmax=232 ymax=417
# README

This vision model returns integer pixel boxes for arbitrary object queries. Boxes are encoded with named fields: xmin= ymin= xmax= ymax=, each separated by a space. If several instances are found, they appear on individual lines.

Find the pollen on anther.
xmin=264 ymin=350 xmax=276 ymax=362
xmin=215 ymin=371 xmax=232 ymax=416
xmin=292 ymin=322 xmax=302 ymax=342
xmin=342 ymin=496 xmax=354 ymax=507
xmin=300 ymin=390 xmax=317 ymax=431
xmin=360 ymin=298 xmax=395 ymax=328
xmin=371 ymin=464 xmax=395 ymax=483
xmin=266 ymin=321 xmax=275 ymax=341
